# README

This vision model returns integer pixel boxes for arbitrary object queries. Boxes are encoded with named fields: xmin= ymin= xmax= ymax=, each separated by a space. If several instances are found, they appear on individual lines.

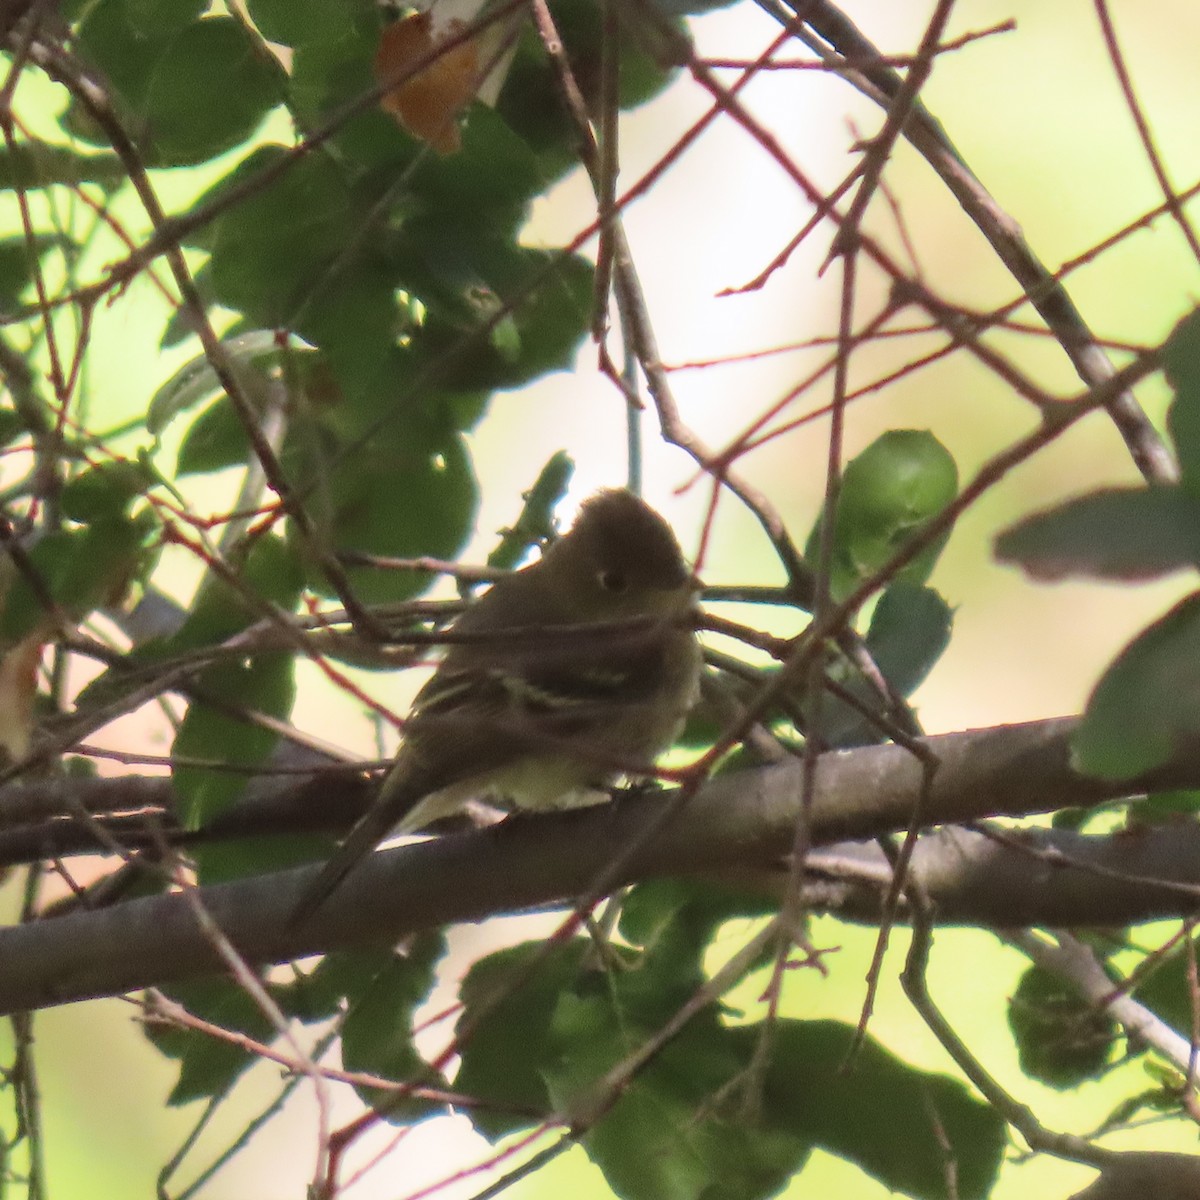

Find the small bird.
xmin=291 ymin=489 xmax=702 ymax=923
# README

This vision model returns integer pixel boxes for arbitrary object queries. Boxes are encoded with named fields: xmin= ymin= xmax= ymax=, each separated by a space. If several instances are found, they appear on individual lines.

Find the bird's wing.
xmin=291 ymin=621 xmax=692 ymax=927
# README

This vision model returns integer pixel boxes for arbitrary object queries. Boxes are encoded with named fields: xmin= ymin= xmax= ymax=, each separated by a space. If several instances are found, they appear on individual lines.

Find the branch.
xmin=1008 ymin=929 xmax=1194 ymax=1077
xmin=796 ymin=0 xmax=1178 ymax=485
xmin=797 ymin=824 xmax=1200 ymax=926
xmin=0 ymin=758 xmax=372 ymax=866
xmin=4 ymin=717 xmax=1200 ymax=1012
xmin=1067 ymin=1152 xmax=1200 ymax=1200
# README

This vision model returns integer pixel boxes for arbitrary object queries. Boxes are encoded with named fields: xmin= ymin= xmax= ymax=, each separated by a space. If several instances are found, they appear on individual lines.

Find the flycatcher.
xmin=292 ymin=489 xmax=701 ymax=922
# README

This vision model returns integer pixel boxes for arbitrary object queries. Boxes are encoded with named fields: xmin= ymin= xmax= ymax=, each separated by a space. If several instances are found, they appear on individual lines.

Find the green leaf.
xmin=285 ymin=415 xmax=477 ymax=605
xmin=160 ymin=264 xmax=215 ymax=348
xmin=163 ymin=535 xmax=303 ymax=839
xmin=814 ymin=583 xmax=954 ymax=747
xmin=0 ymin=234 xmax=72 ymax=310
xmin=208 ymin=147 xmax=354 ymax=326
xmin=174 ymin=346 xmax=336 ymax=476
xmin=246 ymin=0 xmax=373 ymax=46
xmin=280 ymin=951 xmax=391 ymax=1023
xmin=618 ymin=878 xmax=775 ymax=998
xmin=175 ymin=397 xmax=252 ymax=475
xmin=1133 ymin=935 xmax=1200 ymax=1034
xmin=1163 ymin=306 xmax=1200 ymax=493
xmin=757 ymin=1020 xmax=1005 ymax=1200
xmin=1073 ymin=591 xmax=1200 ymax=780
xmin=148 ymin=330 xmax=283 ymax=436
xmin=456 ymin=935 xmax=1003 ymax=1199
xmin=68 ymin=535 xmax=297 ymax=729
xmin=455 ymin=940 xmax=590 ymax=1138
xmin=1050 ymin=805 xmax=1092 ymax=831
xmin=865 ymin=583 xmax=953 ymax=696
xmin=1008 ymin=965 xmax=1116 ymax=1088
xmin=71 ymin=1 xmax=175 ymax=142
xmin=291 ymin=258 xmax=403 ymax=399
xmin=173 ymin=652 xmax=296 ymax=837
xmin=995 ymin=487 xmax=1200 ymax=580
xmin=145 ymin=978 xmax=277 ymax=1105
xmin=340 ymin=933 xmax=447 ymax=1122
xmin=300 ymin=949 xmax=430 ymax=1020
xmin=399 ymin=228 xmax=595 ymax=391
xmin=288 ymin=13 xmax=399 ymax=168
xmin=547 ymin=999 xmax=806 ymax=1200
xmin=807 ymin=430 xmax=958 ymax=601
xmin=649 ymin=0 xmax=744 ymax=15
xmin=0 ymin=407 xmax=30 ymax=449
xmin=1127 ymin=788 xmax=1200 ymax=823
xmin=69 ymin=9 xmax=284 ymax=165
xmin=60 ymin=460 xmax=156 ymax=523
xmin=486 ymin=451 xmax=574 ymax=571
xmin=407 ymin=106 xmax=546 ymax=235
xmin=176 ymin=145 xmax=288 ymax=252
xmin=0 ymin=144 xmax=125 ymax=190
xmin=142 ymin=17 xmax=287 ymax=166
xmin=0 ymin=520 xmax=153 ymax=641
xmin=196 ymin=830 xmax=336 ymax=885
xmin=125 ymin=0 xmax=207 ymax=36
xmin=162 ymin=532 xmax=305 ymax=652
xmin=496 ymin=0 xmax=686 ymax=179
xmin=587 ymin=1084 xmax=805 ymax=1200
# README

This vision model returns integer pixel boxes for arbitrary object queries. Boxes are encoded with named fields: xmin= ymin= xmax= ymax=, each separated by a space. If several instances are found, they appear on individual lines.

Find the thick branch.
xmin=799 ymin=825 xmax=1200 ymax=926
xmin=3 ymin=718 xmax=1200 ymax=1012
xmin=1067 ymin=1152 xmax=1200 ymax=1200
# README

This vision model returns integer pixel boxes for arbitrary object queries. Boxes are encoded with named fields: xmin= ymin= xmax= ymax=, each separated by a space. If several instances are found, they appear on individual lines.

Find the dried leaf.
xmin=374 ymin=12 xmax=480 ymax=155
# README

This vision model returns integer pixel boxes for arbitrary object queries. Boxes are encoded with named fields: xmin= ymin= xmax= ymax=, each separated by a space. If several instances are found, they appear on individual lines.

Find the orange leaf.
xmin=374 ymin=12 xmax=480 ymax=156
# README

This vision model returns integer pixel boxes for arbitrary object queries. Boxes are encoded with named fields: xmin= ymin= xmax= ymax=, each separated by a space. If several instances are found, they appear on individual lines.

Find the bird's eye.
xmin=599 ymin=569 xmax=628 ymax=593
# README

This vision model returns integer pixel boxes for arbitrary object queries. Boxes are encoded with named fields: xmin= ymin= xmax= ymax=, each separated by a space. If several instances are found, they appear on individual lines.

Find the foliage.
xmin=0 ymin=2 xmax=1198 ymax=1200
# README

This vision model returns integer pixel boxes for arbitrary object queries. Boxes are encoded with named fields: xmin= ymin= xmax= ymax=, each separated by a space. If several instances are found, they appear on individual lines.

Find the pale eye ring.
xmin=599 ymin=569 xmax=629 ymax=593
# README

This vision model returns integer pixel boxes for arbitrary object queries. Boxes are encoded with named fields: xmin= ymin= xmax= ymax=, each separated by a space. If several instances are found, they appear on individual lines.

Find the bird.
xmin=290 ymin=489 xmax=702 ymax=924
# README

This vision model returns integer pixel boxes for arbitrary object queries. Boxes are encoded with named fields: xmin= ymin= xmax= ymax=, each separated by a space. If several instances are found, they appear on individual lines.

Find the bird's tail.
xmin=288 ymin=769 xmax=421 ymax=928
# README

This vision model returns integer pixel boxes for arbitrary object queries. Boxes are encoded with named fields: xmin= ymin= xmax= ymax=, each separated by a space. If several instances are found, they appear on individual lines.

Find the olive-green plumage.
xmin=292 ymin=490 xmax=701 ymax=923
